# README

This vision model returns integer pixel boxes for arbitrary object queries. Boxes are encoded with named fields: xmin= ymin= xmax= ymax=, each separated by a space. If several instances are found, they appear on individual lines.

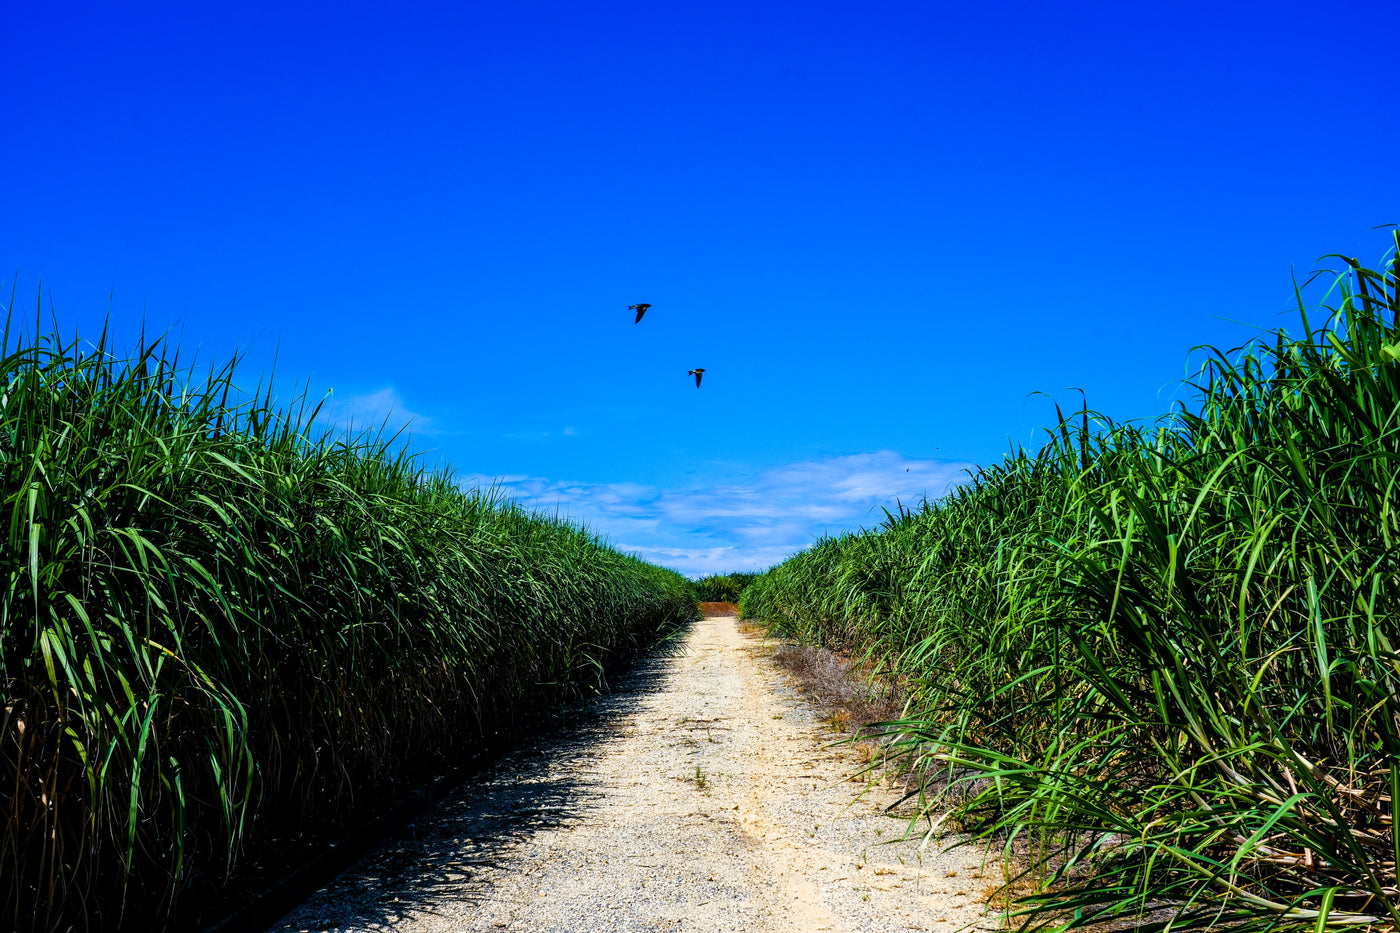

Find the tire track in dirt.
xmin=272 ymin=613 xmax=994 ymax=932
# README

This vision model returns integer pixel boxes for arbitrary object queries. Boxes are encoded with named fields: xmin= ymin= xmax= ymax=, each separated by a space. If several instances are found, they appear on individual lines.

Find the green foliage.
xmin=741 ymin=233 xmax=1400 ymax=933
xmin=692 ymin=572 xmax=760 ymax=603
xmin=0 ymin=312 xmax=697 ymax=931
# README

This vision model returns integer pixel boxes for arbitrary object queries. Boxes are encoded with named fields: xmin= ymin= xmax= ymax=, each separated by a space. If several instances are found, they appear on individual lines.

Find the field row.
xmin=742 ymin=235 xmax=1400 ymax=933
xmin=0 ymin=321 xmax=697 ymax=931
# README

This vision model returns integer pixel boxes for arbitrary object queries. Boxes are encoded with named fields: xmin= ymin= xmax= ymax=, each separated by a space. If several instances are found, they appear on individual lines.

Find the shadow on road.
xmin=273 ymin=638 xmax=685 ymax=931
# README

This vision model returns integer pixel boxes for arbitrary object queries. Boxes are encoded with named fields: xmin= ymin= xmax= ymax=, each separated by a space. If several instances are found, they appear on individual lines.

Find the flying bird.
xmin=628 ymin=303 xmax=652 ymax=323
xmin=688 ymin=368 xmax=706 ymax=388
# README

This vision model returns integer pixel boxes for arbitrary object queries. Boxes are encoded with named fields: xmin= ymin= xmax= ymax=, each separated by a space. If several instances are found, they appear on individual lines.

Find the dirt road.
xmin=272 ymin=613 xmax=993 ymax=932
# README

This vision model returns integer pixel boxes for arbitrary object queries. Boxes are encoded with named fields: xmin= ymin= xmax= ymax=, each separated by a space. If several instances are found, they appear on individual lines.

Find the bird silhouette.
xmin=628 ymin=303 xmax=652 ymax=323
xmin=688 ymin=368 xmax=706 ymax=388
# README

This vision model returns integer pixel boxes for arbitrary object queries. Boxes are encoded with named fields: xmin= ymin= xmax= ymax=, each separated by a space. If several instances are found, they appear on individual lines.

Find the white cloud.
xmin=615 ymin=543 xmax=810 ymax=578
xmin=315 ymin=387 xmax=436 ymax=438
xmin=465 ymin=451 xmax=974 ymax=577
xmin=502 ymin=424 xmax=585 ymax=442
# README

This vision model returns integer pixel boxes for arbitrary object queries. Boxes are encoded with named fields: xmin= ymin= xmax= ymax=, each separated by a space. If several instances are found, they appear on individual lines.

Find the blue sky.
xmin=4 ymin=0 xmax=1396 ymax=575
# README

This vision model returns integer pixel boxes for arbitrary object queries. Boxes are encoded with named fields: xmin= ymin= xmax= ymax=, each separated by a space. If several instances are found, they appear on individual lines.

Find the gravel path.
xmin=272 ymin=613 xmax=995 ymax=932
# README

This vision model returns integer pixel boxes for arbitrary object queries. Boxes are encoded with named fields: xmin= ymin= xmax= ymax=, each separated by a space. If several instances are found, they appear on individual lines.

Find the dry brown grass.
xmin=740 ymin=619 xmax=1041 ymax=928
xmin=738 ymin=621 xmax=908 ymax=789
xmin=764 ymin=642 xmax=905 ymax=735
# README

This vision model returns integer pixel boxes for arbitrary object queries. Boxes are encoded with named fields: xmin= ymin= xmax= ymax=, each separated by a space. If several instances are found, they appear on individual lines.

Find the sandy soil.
xmin=271 ymin=613 xmax=995 ymax=933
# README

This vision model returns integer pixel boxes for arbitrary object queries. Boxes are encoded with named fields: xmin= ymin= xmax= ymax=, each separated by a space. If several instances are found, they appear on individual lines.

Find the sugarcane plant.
xmin=0 ymin=307 xmax=697 ymax=931
xmin=742 ymin=232 xmax=1400 ymax=933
